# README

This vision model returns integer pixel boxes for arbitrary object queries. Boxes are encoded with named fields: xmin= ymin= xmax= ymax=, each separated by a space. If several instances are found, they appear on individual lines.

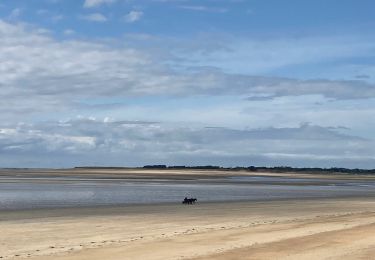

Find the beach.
xmin=1 ymin=169 xmax=375 ymax=259
xmin=2 ymin=200 xmax=375 ymax=259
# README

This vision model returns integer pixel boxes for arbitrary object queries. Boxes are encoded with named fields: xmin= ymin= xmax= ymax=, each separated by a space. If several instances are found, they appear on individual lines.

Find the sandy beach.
xmin=2 ymin=196 xmax=375 ymax=260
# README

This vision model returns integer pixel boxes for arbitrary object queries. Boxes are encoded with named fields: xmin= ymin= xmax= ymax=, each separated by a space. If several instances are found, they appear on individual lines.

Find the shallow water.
xmin=1 ymin=176 xmax=375 ymax=210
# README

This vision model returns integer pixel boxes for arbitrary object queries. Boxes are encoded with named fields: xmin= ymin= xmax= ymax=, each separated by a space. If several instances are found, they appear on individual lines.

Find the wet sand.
xmin=2 ymin=167 xmax=375 ymax=181
xmin=2 ymin=198 xmax=375 ymax=260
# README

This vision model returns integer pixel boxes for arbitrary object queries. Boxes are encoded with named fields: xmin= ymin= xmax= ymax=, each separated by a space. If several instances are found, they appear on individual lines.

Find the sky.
xmin=0 ymin=0 xmax=375 ymax=168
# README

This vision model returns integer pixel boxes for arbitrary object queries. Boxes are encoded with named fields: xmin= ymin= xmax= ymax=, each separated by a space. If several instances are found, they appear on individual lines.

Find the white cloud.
xmin=63 ymin=29 xmax=75 ymax=35
xmin=36 ymin=9 xmax=49 ymax=15
xmin=180 ymin=5 xmax=227 ymax=13
xmin=46 ymin=0 xmax=62 ymax=4
xmin=9 ymin=8 xmax=22 ymax=20
xmin=80 ymin=13 xmax=108 ymax=22
xmin=124 ymin=11 xmax=143 ymax=23
xmin=51 ymin=14 xmax=64 ymax=22
xmin=175 ymin=35 xmax=375 ymax=75
xmin=35 ymin=9 xmax=64 ymax=22
xmin=83 ymin=0 xmax=116 ymax=8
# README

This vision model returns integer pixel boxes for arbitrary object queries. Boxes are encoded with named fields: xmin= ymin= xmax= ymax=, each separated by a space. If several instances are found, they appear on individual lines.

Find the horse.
xmin=182 ymin=197 xmax=197 ymax=204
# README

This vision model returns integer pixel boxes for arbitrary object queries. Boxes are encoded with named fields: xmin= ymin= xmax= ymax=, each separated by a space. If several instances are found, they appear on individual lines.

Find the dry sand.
xmin=2 ymin=198 xmax=375 ymax=260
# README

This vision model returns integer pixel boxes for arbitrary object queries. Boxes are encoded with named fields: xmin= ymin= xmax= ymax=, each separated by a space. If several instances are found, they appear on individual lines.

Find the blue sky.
xmin=0 ymin=0 xmax=374 ymax=168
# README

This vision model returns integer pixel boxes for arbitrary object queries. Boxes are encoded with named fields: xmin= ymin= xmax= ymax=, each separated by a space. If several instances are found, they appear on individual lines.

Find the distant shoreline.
xmin=79 ymin=165 xmax=375 ymax=174
xmin=1 ymin=165 xmax=375 ymax=177
xmin=4 ymin=165 xmax=373 ymax=175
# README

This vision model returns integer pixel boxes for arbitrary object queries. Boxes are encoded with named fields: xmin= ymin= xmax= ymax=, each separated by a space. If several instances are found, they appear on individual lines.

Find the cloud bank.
xmin=1 ymin=20 xmax=375 ymax=118
xmin=0 ymin=119 xmax=373 ymax=168
xmin=0 ymin=19 xmax=374 ymax=168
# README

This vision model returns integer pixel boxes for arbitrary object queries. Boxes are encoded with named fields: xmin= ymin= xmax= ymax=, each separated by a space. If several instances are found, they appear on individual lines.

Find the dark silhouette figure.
xmin=182 ymin=197 xmax=197 ymax=205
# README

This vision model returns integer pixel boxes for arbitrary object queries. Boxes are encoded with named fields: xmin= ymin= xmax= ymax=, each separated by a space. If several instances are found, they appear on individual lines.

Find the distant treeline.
xmin=142 ymin=165 xmax=375 ymax=175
